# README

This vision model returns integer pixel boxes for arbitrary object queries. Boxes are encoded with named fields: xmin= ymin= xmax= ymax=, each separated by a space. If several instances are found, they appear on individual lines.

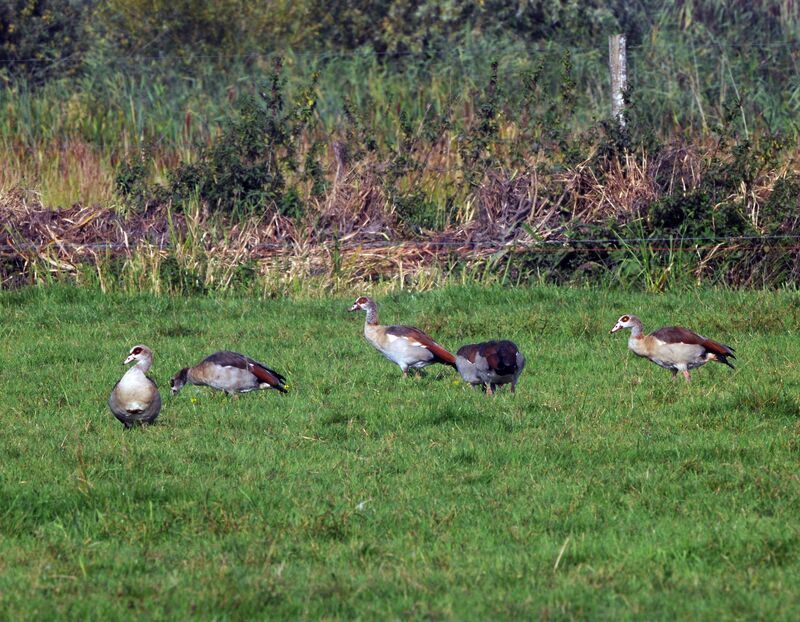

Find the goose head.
xmin=348 ymin=296 xmax=373 ymax=312
xmin=610 ymin=314 xmax=642 ymax=334
xmin=169 ymin=368 xmax=189 ymax=395
xmin=124 ymin=345 xmax=154 ymax=370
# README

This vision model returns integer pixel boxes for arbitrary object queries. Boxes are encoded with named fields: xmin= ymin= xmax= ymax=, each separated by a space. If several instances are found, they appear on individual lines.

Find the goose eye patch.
xmin=621 ymin=316 xmax=630 ymax=322
xmin=132 ymin=347 xmax=143 ymax=355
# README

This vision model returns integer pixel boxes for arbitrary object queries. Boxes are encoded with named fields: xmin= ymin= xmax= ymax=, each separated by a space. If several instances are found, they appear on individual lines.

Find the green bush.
xmin=761 ymin=173 xmax=800 ymax=235
xmin=117 ymin=61 xmax=323 ymax=218
xmin=648 ymin=135 xmax=788 ymax=238
xmin=393 ymin=191 xmax=439 ymax=233
xmin=0 ymin=0 xmax=89 ymax=84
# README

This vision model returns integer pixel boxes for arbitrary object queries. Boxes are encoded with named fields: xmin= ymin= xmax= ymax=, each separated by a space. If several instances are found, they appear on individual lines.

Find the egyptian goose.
xmin=348 ymin=296 xmax=457 ymax=376
xmin=108 ymin=345 xmax=162 ymax=428
xmin=170 ymin=351 xmax=287 ymax=396
xmin=610 ymin=314 xmax=735 ymax=381
xmin=456 ymin=340 xmax=525 ymax=395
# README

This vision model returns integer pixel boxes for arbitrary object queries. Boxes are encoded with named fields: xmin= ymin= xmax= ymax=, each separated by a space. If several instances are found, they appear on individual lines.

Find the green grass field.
xmin=1 ymin=285 xmax=799 ymax=620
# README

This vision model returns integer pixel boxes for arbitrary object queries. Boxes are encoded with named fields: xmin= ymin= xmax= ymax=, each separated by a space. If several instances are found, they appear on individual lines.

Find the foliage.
xmin=88 ymin=0 xmax=311 ymax=69
xmin=762 ymin=173 xmax=800 ymax=234
xmin=114 ymin=142 xmax=164 ymax=211
xmin=648 ymin=134 xmax=790 ymax=238
xmin=4 ymin=1 xmax=800 ymax=83
xmin=0 ymin=0 xmax=90 ymax=84
xmin=116 ymin=60 xmax=323 ymax=217
xmin=3 ymin=3 xmax=800 ymax=286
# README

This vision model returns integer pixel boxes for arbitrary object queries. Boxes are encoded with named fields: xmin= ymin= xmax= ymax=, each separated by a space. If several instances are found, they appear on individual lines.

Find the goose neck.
xmin=365 ymin=302 xmax=379 ymax=326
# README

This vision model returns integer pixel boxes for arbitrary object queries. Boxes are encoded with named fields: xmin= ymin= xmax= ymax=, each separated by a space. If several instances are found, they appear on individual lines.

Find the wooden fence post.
xmin=609 ymin=34 xmax=627 ymax=128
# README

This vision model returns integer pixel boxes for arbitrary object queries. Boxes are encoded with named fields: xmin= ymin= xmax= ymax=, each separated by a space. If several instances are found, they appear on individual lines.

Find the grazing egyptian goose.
xmin=610 ymin=314 xmax=735 ymax=381
xmin=456 ymin=340 xmax=525 ymax=395
xmin=348 ymin=296 xmax=457 ymax=376
xmin=108 ymin=345 xmax=162 ymax=429
xmin=170 ymin=351 xmax=287 ymax=396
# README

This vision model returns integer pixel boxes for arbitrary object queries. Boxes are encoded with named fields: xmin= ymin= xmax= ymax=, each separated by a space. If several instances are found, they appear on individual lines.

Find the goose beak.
xmin=123 ymin=354 xmax=135 ymax=364
xmin=347 ymin=303 xmax=359 ymax=312
xmin=610 ymin=324 xmax=622 ymax=334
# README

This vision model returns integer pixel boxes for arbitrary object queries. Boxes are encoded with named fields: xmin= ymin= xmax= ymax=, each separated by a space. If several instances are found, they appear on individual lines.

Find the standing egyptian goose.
xmin=456 ymin=340 xmax=525 ymax=395
xmin=108 ymin=345 xmax=162 ymax=428
xmin=170 ymin=351 xmax=287 ymax=396
xmin=348 ymin=296 xmax=457 ymax=376
xmin=610 ymin=314 xmax=735 ymax=381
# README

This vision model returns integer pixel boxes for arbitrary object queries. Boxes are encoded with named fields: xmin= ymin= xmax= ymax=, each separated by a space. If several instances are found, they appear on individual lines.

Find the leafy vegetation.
xmin=0 ymin=285 xmax=798 ymax=619
xmin=2 ymin=2 xmax=800 ymax=290
xmin=118 ymin=59 xmax=323 ymax=218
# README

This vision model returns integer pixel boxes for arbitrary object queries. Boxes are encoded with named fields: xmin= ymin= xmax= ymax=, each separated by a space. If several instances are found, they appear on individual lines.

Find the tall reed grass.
xmin=1 ymin=33 xmax=795 ymax=206
xmin=2 ymin=32 xmax=799 ymax=293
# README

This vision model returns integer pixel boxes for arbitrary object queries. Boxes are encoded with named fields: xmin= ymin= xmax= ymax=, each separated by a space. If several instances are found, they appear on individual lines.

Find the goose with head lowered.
xmin=348 ymin=296 xmax=457 ymax=376
xmin=108 ymin=344 xmax=162 ymax=428
xmin=170 ymin=351 xmax=287 ymax=397
xmin=610 ymin=314 xmax=735 ymax=381
xmin=456 ymin=340 xmax=525 ymax=395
